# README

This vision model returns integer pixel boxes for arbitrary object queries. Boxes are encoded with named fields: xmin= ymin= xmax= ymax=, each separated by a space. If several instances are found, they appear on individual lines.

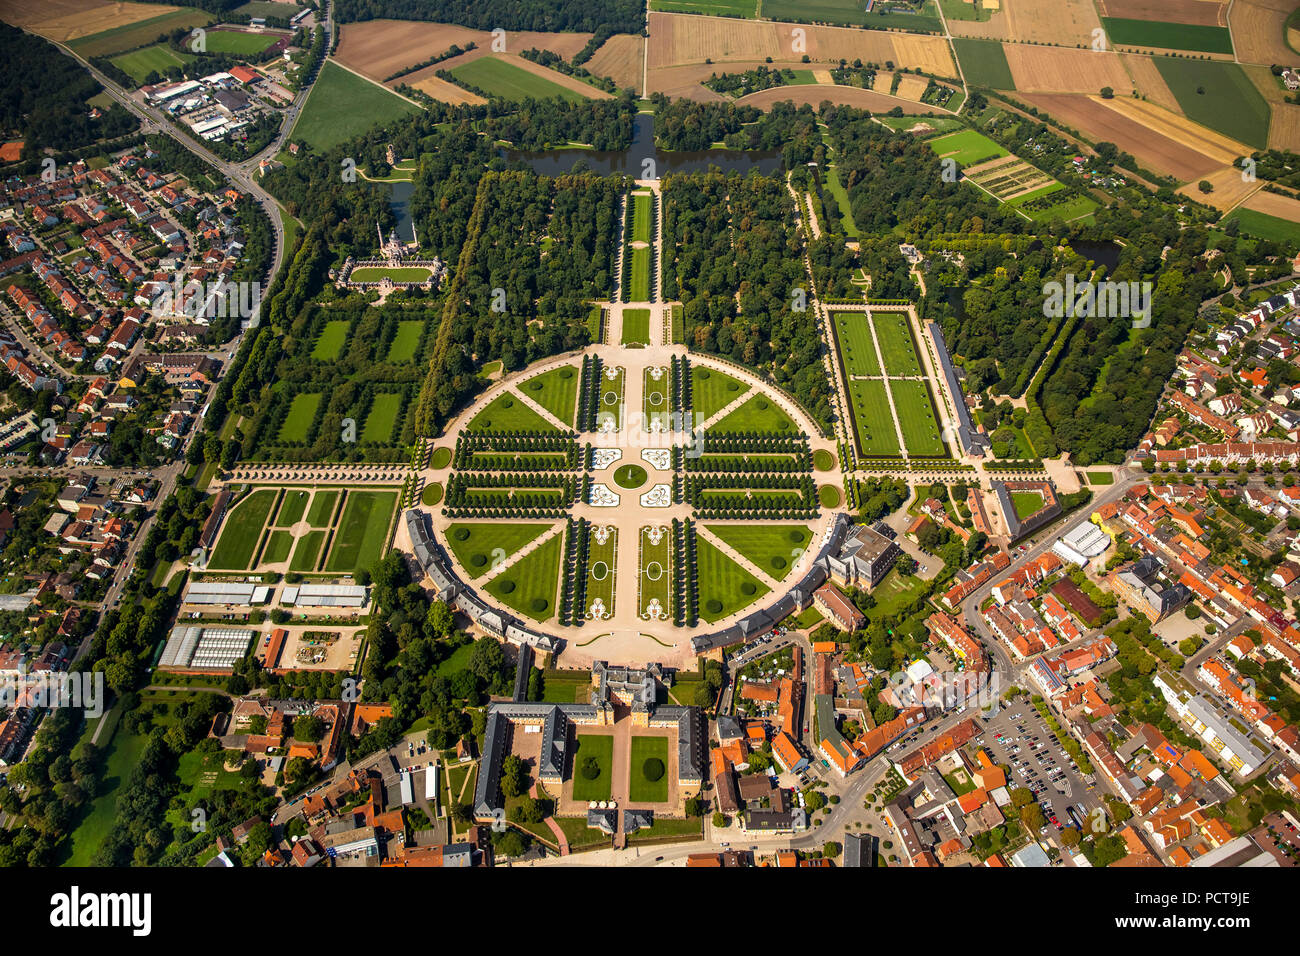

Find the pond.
xmin=1069 ymin=239 xmax=1121 ymax=272
xmin=503 ymin=113 xmax=783 ymax=178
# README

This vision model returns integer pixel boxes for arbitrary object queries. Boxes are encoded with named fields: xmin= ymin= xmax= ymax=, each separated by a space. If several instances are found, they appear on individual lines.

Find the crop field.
xmin=643 ymin=366 xmax=671 ymax=427
xmin=691 ymin=365 xmax=748 ymax=420
xmin=927 ymin=129 xmax=1007 ymax=166
xmin=1230 ymin=0 xmax=1296 ymax=66
xmin=468 ymin=391 xmax=561 ymax=433
xmin=872 ymin=311 xmax=923 ymax=376
xmin=65 ymin=7 xmax=212 ymax=55
xmin=292 ymin=61 xmax=419 ymax=152
xmin=1100 ymin=18 xmax=1233 ymax=54
xmin=1225 ymin=206 xmax=1300 ymax=246
xmin=583 ymin=526 xmax=618 ymax=620
xmin=1003 ymin=46 xmax=1133 ymax=94
xmin=446 ymin=522 xmax=555 ymax=579
xmin=964 ymin=155 xmax=1058 ymax=201
xmin=202 ymin=28 xmax=280 ymax=55
xmin=763 ymin=0 xmax=942 ymax=31
xmin=1154 ymin=58 xmax=1269 ymax=148
xmin=311 ymin=319 xmax=350 ymax=361
xmin=847 ymin=379 xmax=901 ymax=457
xmin=585 ymin=33 xmax=645 ymax=93
xmin=736 ymin=87 xmax=941 ymax=114
xmin=450 ymin=56 xmax=594 ymax=103
xmin=278 ymin=392 xmax=321 ymax=443
xmin=207 ymin=488 xmax=277 ymax=570
xmin=361 ymin=393 xmax=403 ymax=443
xmin=832 ymin=312 xmax=881 ymax=377
xmin=622 ymin=308 xmax=651 ymax=345
xmin=638 ymin=526 xmax=673 ymax=620
xmin=386 ymin=321 xmax=424 ymax=361
xmin=951 ymin=38 xmax=1014 ymax=89
xmin=891 ymin=379 xmax=947 ymax=457
xmin=110 ymin=44 xmax=194 ymax=85
xmin=485 ymin=531 xmax=563 ymax=621
xmin=1097 ymin=0 xmax=1227 ymax=26
xmin=706 ymin=523 xmax=811 ymax=580
xmin=946 ymin=0 xmax=1102 ymax=44
xmin=696 ymin=537 xmax=769 ymax=622
xmin=323 ymin=490 xmax=399 ymax=574
xmin=519 ymin=365 xmax=579 ymax=425
xmin=712 ymin=394 xmax=797 ymax=434
xmin=651 ymin=0 xmax=757 ymax=15
xmin=628 ymin=247 xmax=652 ymax=301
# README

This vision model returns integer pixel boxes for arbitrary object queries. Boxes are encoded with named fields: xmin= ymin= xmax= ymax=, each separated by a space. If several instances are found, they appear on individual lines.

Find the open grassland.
xmin=692 ymin=365 xmax=749 ymax=420
xmin=705 ymin=523 xmax=811 ymax=580
xmin=110 ymin=43 xmax=194 ymax=84
xmin=696 ymin=537 xmax=769 ymax=622
xmin=208 ymin=489 xmax=277 ymax=570
xmin=486 ymin=532 xmax=562 ymax=621
xmin=832 ymin=312 xmax=882 ymax=377
xmin=1101 ymin=18 xmax=1233 ymax=54
xmin=446 ymin=522 xmax=554 ymax=579
xmin=323 ymin=490 xmax=398 ymax=574
xmin=293 ymin=61 xmax=419 ymax=152
xmin=952 ymin=38 xmax=1014 ymax=89
xmin=928 ymin=128 xmax=1007 ymax=166
xmin=847 ymin=379 xmax=901 ymax=457
xmin=520 ymin=365 xmax=579 ymax=425
xmin=1153 ymin=58 xmax=1269 ymax=148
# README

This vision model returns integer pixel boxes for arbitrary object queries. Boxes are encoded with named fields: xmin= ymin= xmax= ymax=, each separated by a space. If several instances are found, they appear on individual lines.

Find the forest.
xmin=663 ymin=171 xmax=832 ymax=430
xmin=333 ymin=0 xmax=644 ymax=33
xmin=0 ymin=24 xmax=136 ymax=160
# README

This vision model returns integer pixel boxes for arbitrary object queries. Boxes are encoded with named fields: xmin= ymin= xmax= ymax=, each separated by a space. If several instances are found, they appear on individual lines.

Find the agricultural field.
xmin=691 ymin=365 xmax=749 ymax=420
xmin=468 ymin=391 xmax=562 ymax=433
xmin=927 ymin=129 xmax=1007 ymax=166
xmin=485 ymin=531 xmax=563 ymax=621
xmin=322 ymin=490 xmax=399 ymax=574
xmin=1002 ymin=46 xmax=1133 ymax=94
xmin=622 ymin=308 xmax=651 ymax=346
xmin=450 ymin=56 xmax=593 ymax=103
xmin=109 ymin=44 xmax=194 ymax=85
xmin=445 ymin=522 xmax=555 ymax=579
xmin=1230 ymin=0 xmax=1296 ymax=66
xmin=292 ymin=60 xmax=419 ymax=152
xmin=585 ymin=33 xmax=646 ymax=92
xmin=1153 ymin=58 xmax=1269 ymax=148
xmin=1100 ymin=18 xmax=1233 ymax=54
xmin=519 ymin=365 xmax=579 ymax=426
xmin=650 ymin=0 xmax=757 ymax=17
xmin=946 ymin=0 xmax=1102 ymax=44
xmin=638 ymin=526 xmax=673 ymax=620
xmin=705 ymin=523 xmax=811 ymax=580
xmin=695 ymin=537 xmax=770 ymax=622
xmin=951 ymin=38 xmax=1014 ymax=89
xmin=65 ymin=7 xmax=212 ymax=56
xmin=1224 ymin=207 xmax=1300 ymax=246
xmin=583 ymin=526 xmax=618 ymax=619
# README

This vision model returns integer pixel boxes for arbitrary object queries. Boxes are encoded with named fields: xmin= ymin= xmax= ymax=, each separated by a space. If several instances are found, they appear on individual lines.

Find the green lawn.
xmin=638 ymin=525 xmax=672 ymax=619
xmin=293 ymin=60 xmax=420 ymax=151
xmin=691 ymin=365 xmax=749 ymax=420
xmin=891 ymin=379 xmax=946 ymax=457
xmin=1010 ymin=490 xmax=1045 ymax=520
xmin=570 ymin=734 xmax=614 ymax=801
xmin=306 ymin=490 xmax=339 ymax=526
xmin=696 ymin=537 xmax=769 ymax=622
xmin=451 ymin=56 xmax=588 ymax=103
xmin=386 ymin=320 xmax=425 ymax=361
xmin=813 ymin=448 xmax=835 ymax=471
xmin=705 ymin=523 xmax=811 ymax=579
xmin=261 ymin=529 xmax=294 ymax=564
xmin=485 ymin=531 xmax=563 ymax=621
xmin=583 ymin=526 xmax=617 ymax=618
xmin=208 ymin=488 xmax=277 ymax=569
xmin=446 ymin=521 xmax=555 ymax=579
xmin=644 ymin=366 xmax=670 ymax=426
xmin=847 ymin=379 xmax=901 ymax=457
xmin=323 ymin=490 xmax=398 ymax=574
xmin=650 ymin=0 xmax=757 ymax=15
xmin=361 ymin=392 xmax=403 ymax=443
xmin=63 ymin=715 xmax=148 ymax=865
xmin=276 ymin=489 xmax=310 ymax=526
xmin=1153 ymin=57 xmax=1269 ymax=149
xmin=628 ymin=246 xmax=652 ymax=301
xmin=289 ymin=530 xmax=325 ymax=572
xmin=279 ymin=392 xmax=321 ymax=443
xmin=202 ymin=29 xmax=279 ymax=55
xmin=630 ymin=191 xmax=653 ymax=243
xmin=1086 ymin=471 xmax=1115 ymax=485
xmin=1101 ymin=18 xmax=1233 ymax=55
xmin=467 ymin=391 xmax=561 ymax=433
xmin=712 ymin=394 xmax=798 ymax=434
xmin=628 ymin=736 xmax=669 ymax=803
xmin=110 ymin=43 xmax=194 ymax=85
xmin=520 ymin=365 xmax=579 ymax=425
xmin=621 ymin=308 xmax=651 ymax=345
xmin=597 ymin=366 xmax=626 ymax=431
xmin=823 ymin=165 xmax=859 ymax=237
xmin=312 ymin=319 xmax=350 ymax=360
xmin=952 ymin=38 xmax=1015 ymax=90
xmin=69 ymin=9 xmax=213 ymax=58
xmin=928 ymin=128 xmax=1007 ymax=166
xmin=873 ymin=312 xmax=923 ymax=376
xmin=430 ymin=447 xmax=453 ymax=469
xmin=833 ymin=312 xmax=882 ymax=376
xmin=347 ymin=266 xmax=434 ymax=282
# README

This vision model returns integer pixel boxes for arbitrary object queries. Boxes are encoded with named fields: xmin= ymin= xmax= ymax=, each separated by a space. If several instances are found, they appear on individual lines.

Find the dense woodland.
xmin=334 ymin=0 xmax=644 ymax=33
xmin=0 ymin=24 xmax=136 ymax=160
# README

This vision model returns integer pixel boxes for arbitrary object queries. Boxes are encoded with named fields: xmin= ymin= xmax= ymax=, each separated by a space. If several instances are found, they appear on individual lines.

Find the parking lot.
xmin=975 ymin=697 xmax=1103 ymax=835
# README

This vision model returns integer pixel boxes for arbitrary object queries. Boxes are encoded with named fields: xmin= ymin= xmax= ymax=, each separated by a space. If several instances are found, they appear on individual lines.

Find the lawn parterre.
xmin=275 ymin=490 xmax=310 ymax=526
xmin=261 ymin=530 xmax=294 ymax=564
xmin=628 ymin=246 xmax=652 ymax=301
xmin=306 ymin=490 xmax=340 ymax=527
xmin=712 ymin=394 xmax=797 ymax=434
xmin=621 ymin=308 xmax=651 ymax=345
xmin=468 ymin=391 xmax=562 ymax=433
xmin=386 ymin=320 xmax=425 ymax=361
xmin=630 ymin=190 xmax=654 ymax=243
xmin=846 ymin=379 xmax=901 ymax=457
xmin=571 ymin=734 xmax=614 ymax=801
xmin=628 ymin=735 xmax=669 ymax=803
xmin=446 ymin=522 xmax=555 ymax=578
xmin=208 ymin=488 xmax=278 ymax=569
xmin=290 ymin=530 xmax=326 ymax=572
xmin=705 ymin=523 xmax=811 ymax=580
xmin=583 ymin=526 xmax=618 ymax=619
xmin=638 ymin=525 xmax=672 ymax=620
xmin=691 ymin=365 xmax=748 ymax=420
xmin=872 ymin=311 xmax=923 ymax=376
xmin=891 ymin=379 xmax=947 ymax=457
xmin=361 ymin=392 xmax=404 ymax=444
xmin=485 ymin=531 xmax=563 ymax=621
xmin=521 ymin=365 xmax=579 ymax=426
xmin=643 ymin=366 xmax=670 ymax=426
xmin=279 ymin=392 xmax=322 ymax=443
xmin=696 ymin=536 xmax=770 ymax=622
xmin=597 ymin=366 xmax=626 ymax=431
xmin=323 ymin=490 xmax=399 ymax=574
xmin=832 ymin=312 xmax=882 ymax=376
